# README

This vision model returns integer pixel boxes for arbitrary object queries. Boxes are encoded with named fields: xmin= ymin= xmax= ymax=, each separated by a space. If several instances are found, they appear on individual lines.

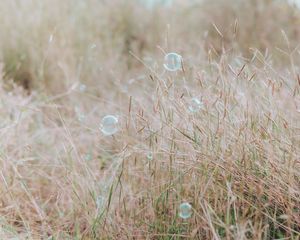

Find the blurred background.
xmin=0 ymin=0 xmax=300 ymax=93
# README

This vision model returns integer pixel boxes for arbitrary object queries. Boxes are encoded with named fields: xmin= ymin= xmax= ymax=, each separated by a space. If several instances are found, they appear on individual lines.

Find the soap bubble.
xmin=235 ymin=91 xmax=247 ymax=106
xmin=84 ymin=153 xmax=92 ymax=161
xmin=90 ymin=43 xmax=97 ymax=49
xmin=96 ymin=195 xmax=105 ymax=209
xmin=164 ymin=53 xmax=182 ymax=72
xmin=179 ymin=202 xmax=192 ymax=219
xmin=79 ymin=84 xmax=87 ymax=92
xmin=100 ymin=115 xmax=119 ymax=136
xmin=48 ymin=34 xmax=54 ymax=43
xmin=140 ymin=0 xmax=173 ymax=9
xmin=75 ymin=107 xmax=85 ymax=122
xmin=147 ymin=152 xmax=153 ymax=161
xmin=188 ymin=98 xmax=204 ymax=113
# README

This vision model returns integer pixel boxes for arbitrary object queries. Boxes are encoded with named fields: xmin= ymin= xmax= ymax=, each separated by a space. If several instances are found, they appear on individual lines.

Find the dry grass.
xmin=0 ymin=0 xmax=299 ymax=239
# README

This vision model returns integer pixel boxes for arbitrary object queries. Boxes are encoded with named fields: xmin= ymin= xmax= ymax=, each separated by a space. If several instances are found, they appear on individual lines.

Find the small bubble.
xmin=147 ymin=152 xmax=153 ymax=160
xmin=20 ymin=54 xmax=26 ymax=61
xmin=188 ymin=98 xmax=204 ymax=113
xmin=90 ymin=43 xmax=97 ymax=49
xmin=84 ymin=153 xmax=92 ymax=161
xmin=235 ymin=91 xmax=247 ymax=106
xmin=96 ymin=195 xmax=105 ymax=209
xmin=179 ymin=202 xmax=192 ymax=219
xmin=164 ymin=52 xmax=182 ymax=72
xmin=49 ymin=34 xmax=54 ymax=43
xmin=79 ymin=84 xmax=87 ymax=92
xmin=162 ymin=0 xmax=173 ymax=7
xmin=100 ymin=115 xmax=119 ymax=136
xmin=136 ymin=75 xmax=146 ymax=81
xmin=75 ymin=107 xmax=85 ymax=122
xmin=229 ymin=225 xmax=236 ymax=231
xmin=140 ymin=0 xmax=173 ymax=9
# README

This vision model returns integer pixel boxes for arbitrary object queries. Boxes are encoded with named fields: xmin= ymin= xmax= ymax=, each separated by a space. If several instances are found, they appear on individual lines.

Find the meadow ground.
xmin=0 ymin=0 xmax=299 ymax=239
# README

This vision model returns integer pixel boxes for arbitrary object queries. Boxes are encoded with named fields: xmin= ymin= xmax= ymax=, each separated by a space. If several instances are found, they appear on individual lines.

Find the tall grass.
xmin=0 ymin=0 xmax=299 ymax=239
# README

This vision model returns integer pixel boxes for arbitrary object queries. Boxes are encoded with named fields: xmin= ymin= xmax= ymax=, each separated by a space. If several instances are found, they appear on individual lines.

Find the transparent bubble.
xmin=147 ymin=152 xmax=153 ymax=161
xmin=96 ymin=195 xmax=105 ymax=209
xmin=84 ymin=153 xmax=92 ymax=161
xmin=75 ymin=107 xmax=85 ymax=122
xmin=140 ymin=0 xmax=173 ymax=9
xmin=161 ymin=0 xmax=173 ymax=7
xmin=179 ymin=202 xmax=192 ymax=219
xmin=48 ymin=34 xmax=54 ymax=43
xmin=229 ymin=225 xmax=236 ymax=231
xmin=90 ymin=43 xmax=97 ymax=49
xmin=235 ymin=91 xmax=247 ymax=106
xmin=164 ymin=52 xmax=182 ymax=72
xmin=77 ymin=114 xmax=85 ymax=122
xmin=79 ymin=84 xmax=87 ymax=92
xmin=188 ymin=98 xmax=204 ymax=113
xmin=100 ymin=115 xmax=119 ymax=136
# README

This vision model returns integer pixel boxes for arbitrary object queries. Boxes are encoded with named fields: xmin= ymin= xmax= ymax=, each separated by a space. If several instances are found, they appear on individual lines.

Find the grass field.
xmin=0 ymin=0 xmax=299 ymax=239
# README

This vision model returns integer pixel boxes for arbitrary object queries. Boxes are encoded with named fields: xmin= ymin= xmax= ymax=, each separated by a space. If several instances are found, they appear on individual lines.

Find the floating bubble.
xmin=75 ymin=107 xmax=85 ymax=122
xmin=188 ymin=98 xmax=204 ymax=113
xmin=235 ymin=91 xmax=247 ymax=106
xmin=164 ymin=52 xmax=182 ymax=72
xmin=79 ymin=84 xmax=87 ymax=92
xmin=147 ymin=152 xmax=153 ymax=161
xmin=90 ymin=43 xmax=97 ymax=49
xmin=84 ymin=153 xmax=92 ymax=161
xmin=140 ymin=0 xmax=173 ymax=9
xmin=179 ymin=202 xmax=192 ymax=219
xmin=229 ymin=225 xmax=236 ymax=231
xmin=100 ymin=115 xmax=119 ymax=136
xmin=49 ymin=34 xmax=54 ymax=43
xmin=96 ymin=195 xmax=105 ymax=209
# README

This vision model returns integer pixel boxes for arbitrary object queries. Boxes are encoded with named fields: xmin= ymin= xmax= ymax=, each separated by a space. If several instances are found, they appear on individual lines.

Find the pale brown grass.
xmin=0 ymin=0 xmax=299 ymax=239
